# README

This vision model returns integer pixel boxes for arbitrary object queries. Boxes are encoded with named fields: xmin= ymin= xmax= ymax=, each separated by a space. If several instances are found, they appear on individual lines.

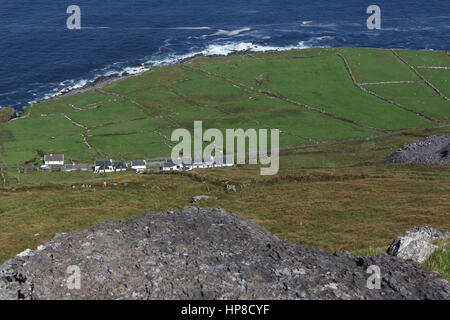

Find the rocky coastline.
xmin=8 ymin=48 xmax=276 ymax=120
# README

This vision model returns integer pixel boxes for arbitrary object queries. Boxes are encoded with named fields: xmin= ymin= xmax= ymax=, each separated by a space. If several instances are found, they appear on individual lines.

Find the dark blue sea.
xmin=0 ymin=0 xmax=449 ymax=111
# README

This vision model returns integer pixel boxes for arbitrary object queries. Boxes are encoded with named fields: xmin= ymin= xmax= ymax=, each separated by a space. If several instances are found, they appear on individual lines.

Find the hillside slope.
xmin=1 ymin=48 xmax=449 ymax=165
xmin=1 ymin=207 xmax=449 ymax=300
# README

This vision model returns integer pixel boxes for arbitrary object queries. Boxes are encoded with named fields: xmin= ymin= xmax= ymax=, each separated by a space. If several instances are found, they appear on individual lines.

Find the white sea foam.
xmin=300 ymin=22 xmax=338 ymax=29
xmin=122 ymin=65 xmax=151 ymax=75
xmin=207 ymin=27 xmax=252 ymax=37
xmin=80 ymin=26 xmax=111 ymax=29
xmin=147 ymin=41 xmax=310 ymax=66
xmin=28 ymin=79 xmax=89 ymax=104
xmin=171 ymin=26 xmax=211 ymax=30
xmin=305 ymin=36 xmax=334 ymax=44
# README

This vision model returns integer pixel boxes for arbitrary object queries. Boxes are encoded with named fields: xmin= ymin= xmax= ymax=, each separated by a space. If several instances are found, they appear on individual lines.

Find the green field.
xmin=1 ymin=129 xmax=450 ymax=279
xmin=2 ymin=47 xmax=449 ymax=165
xmin=0 ymin=48 xmax=449 ymax=279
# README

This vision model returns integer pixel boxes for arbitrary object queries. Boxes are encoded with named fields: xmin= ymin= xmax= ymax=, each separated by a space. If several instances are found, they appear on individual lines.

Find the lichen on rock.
xmin=1 ymin=207 xmax=449 ymax=300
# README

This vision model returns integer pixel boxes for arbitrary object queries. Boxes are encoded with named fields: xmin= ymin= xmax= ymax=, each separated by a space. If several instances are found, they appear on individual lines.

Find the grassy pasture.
xmin=336 ymin=47 xmax=417 ymax=83
xmin=364 ymin=82 xmax=450 ymax=121
xmin=1 ymin=128 xmax=449 ymax=273
xmin=395 ymin=49 xmax=450 ymax=68
xmin=0 ymin=114 xmax=87 ymax=164
xmin=170 ymin=71 xmax=377 ymax=141
xmin=88 ymin=132 xmax=171 ymax=160
xmin=1 ymin=48 xmax=450 ymax=278
xmin=419 ymin=68 xmax=450 ymax=97
xmin=2 ymin=48 xmax=449 ymax=166
xmin=201 ymin=55 xmax=431 ymax=129
xmin=66 ymin=98 xmax=148 ymax=128
xmin=394 ymin=49 xmax=450 ymax=101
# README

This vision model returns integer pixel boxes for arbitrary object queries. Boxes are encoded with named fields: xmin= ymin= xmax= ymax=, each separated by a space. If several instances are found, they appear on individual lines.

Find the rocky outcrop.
xmin=190 ymin=195 xmax=211 ymax=203
xmin=1 ymin=207 xmax=449 ymax=300
xmin=220 ymin=181 xmax=237 ymax=192
xmin=387 ymin=227 xmax=450 ymax=263
xmin=385 ymin=135 xmax=450 ymax=165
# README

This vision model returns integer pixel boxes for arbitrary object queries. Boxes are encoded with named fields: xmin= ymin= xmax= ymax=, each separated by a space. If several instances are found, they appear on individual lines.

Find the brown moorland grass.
xmin=1 ymin=162 xmax=449 ymax=264
xmin=423 ymin=239 xmax=450 ymax=280
xmin=0 ymin=126 xmax=449 ymax=271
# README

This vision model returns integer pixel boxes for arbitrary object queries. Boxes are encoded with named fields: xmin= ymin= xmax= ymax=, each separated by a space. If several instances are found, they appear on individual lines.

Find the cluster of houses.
xmin=41 ymin=154 xmax=147 ymax=173
xmin=161 ymin=156 xmax=234 ymax=171
xmin=40 ymin=154 xmax=234 ymax=173
xmin=93 ymin=160 xmax=147 ymax=173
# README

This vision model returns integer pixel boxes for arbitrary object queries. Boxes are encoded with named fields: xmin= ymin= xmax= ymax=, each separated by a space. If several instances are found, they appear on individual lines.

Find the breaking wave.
xmin=205 ymin=27 xmax=252 ymax=37
xmin=2 ymin=0 xmax=448 ymax=111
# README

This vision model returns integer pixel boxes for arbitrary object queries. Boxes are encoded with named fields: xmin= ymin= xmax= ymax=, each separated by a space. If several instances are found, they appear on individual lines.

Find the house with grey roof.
xmin=213 ymin=156 xmax=234 ymax=167
xmin=130 ymin=160 xmax=147 ymax=173
xmin=94 ymin=160 xmax=127 ymax=173
xmin=160 ymin=156 xmax=234 ymax=172
xmin=43 ymin=154 xmax=64 ymax=166
xmin=161 ymin=160 xmax=180 ymax=171
xmin=62 ymin=163 xmax=91 ymax=172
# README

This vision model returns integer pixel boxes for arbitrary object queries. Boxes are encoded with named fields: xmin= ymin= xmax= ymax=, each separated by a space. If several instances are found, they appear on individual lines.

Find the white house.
xmin=203 ymin=156 xmax=215 ymax=169
xmin=44 ymin=154 xmax=64 ymax=166
xmin=161 ymin=158 xmax=195 ymax=171
xmin=192 ymin=160 xmax=208 ymax=169
xmin=94 ymin=160 xmax=127 ymax=173
xmin=62 ymin=163 xmax=90 ymax=172
xmin=180 ymin=159 xmax=193 ymax=171
xmin=223 ymin=157 xmax=234 ymax=167
xmin=214 ymin=156 xmax=234 ymax=167
xmin=180 ymin=157 xmax=193 ymax=171
xmin=130 ymin=160 xmax=147 ymax=173
xmin=161 ymin=160 xmax=180 ymax=171
xmin=160 ymin=156 xmax=234 ymax=172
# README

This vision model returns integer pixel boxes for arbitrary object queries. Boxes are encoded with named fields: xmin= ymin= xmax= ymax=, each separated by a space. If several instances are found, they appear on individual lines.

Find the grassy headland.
xmin=0 ymin=48 xmax=449 ymax=278
xmin=2 ymin=47 xmax=449 ymax=165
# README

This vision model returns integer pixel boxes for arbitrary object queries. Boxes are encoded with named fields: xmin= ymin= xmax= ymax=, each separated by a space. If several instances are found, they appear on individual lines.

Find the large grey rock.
xmin=1 ymin=207 xmax=449 ymax=300
xmin=385 ymin=135 xmax=450 ymax=165
xmin=387 ymin=227 xmax=450 ymax=263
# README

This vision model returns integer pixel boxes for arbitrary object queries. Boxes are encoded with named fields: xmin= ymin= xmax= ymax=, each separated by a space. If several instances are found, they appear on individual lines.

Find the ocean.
xmin=0 ymin=0 xmax=449 ymax=111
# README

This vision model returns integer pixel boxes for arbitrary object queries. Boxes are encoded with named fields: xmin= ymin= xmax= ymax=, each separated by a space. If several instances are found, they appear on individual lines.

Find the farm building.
xmin=180 ymin=157 xmax=193 ymax=171
xmin=43 ymin=154 xmax=64 ymax=166
xmin=61 ymin=163 xmax=91 ymax=172
xmin=130 ymin=160 xmax=147 ymax=173
xmin=214 ymin=156 xmax=234 ymax=167
xmin=160 ymin=157 xmax=234 ymax=171
xmin=192 ymin=161 xmax=207 ymax=169
xmin=94 ymin=160 xmax=127 ymax=173
xmin=161 ymin=157 xmax=196 ymax=171
xmin=194 ymin=157 xmax=215 ymax=169
xmin=161 ymin=160 xmax=180 ymax=171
